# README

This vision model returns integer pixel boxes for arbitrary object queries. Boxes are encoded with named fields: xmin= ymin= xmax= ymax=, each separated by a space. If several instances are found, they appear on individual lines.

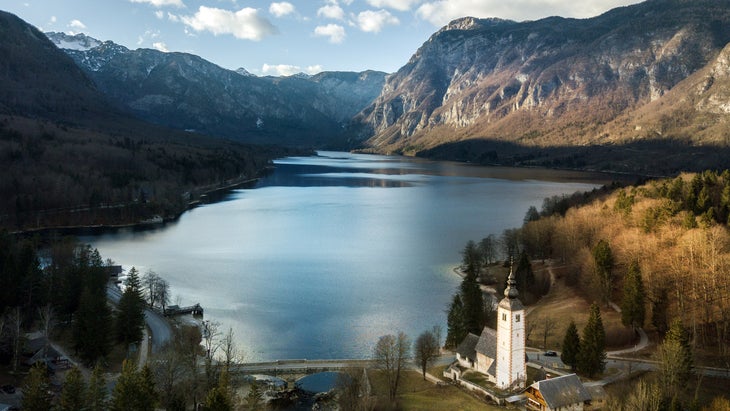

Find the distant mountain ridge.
xmin=46 ymin=31 xmax=387 ymax=147
xmin=356 ymin=0 xmax=730 ymax=173
xmin=0 ymin=11 xmax=291 ymax=231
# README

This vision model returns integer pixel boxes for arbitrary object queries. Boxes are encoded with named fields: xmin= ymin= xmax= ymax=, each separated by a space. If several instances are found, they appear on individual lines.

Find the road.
xmin=106 ymin=285 xmax=172 ymax=354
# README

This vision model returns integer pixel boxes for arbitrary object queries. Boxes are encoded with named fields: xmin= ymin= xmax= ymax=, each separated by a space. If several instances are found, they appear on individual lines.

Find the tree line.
xmin=0 ymin=118 xmax=296 ymax=231
xmin=501 ymin=170 xmax=730 ymax=408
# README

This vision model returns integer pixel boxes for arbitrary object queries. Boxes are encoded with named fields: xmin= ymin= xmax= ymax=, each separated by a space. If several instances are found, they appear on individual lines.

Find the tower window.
xmin=502 ymin=313 xmax=507 ymax=321
xmin=516 ymin=314 xmax=521 ymax=322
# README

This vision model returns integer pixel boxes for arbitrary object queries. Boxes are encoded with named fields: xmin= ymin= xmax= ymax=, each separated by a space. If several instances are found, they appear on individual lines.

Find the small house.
xmin=526 ymin=373 xmax=592 ymax=411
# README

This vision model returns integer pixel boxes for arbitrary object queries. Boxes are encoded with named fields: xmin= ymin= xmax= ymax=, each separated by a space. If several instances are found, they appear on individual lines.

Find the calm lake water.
xmin=84 ymin=151 xmax=611 ymax=361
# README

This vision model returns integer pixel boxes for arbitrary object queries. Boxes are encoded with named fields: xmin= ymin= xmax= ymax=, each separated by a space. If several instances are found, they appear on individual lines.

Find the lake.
xmin=83 ymin=151 xmax=611 ymax=361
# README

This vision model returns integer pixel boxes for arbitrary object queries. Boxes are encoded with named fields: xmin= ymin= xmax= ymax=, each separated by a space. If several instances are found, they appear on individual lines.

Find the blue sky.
xmin=4 ymin=0 xmax=641 ymax=75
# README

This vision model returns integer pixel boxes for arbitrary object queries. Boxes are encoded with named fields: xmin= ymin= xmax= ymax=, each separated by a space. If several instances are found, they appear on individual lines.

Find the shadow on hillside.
xmin=415 ymin=138 xmax=730 ymax=177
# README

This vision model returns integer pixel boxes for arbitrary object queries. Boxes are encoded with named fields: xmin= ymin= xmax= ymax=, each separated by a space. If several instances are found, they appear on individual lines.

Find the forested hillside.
xmin=521 ymin=170 xmax=730 ymax=358
xmin=0 ymin=11 xmax=293 ymax=231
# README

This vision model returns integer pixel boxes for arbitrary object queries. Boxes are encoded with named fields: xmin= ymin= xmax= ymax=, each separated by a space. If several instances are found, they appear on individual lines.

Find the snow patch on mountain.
xmin=45 ymin=31 xmax=101 ymax=51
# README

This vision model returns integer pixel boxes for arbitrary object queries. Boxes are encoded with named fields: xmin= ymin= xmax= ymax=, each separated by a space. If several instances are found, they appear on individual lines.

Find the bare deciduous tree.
xmin=373 ymin=332 xmax=410 ymax=401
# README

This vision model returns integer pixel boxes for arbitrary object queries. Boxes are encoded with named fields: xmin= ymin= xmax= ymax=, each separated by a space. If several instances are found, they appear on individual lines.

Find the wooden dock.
xmin=164 ymin=303 xmax=204 ymax=317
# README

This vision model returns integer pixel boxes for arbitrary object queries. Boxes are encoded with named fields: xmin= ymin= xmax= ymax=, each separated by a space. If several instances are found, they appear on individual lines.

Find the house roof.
xmin=531 ymin=374 xmax=591 ymax=409
xmin=456 ymin=333 xmax=480 ymax=362
xmin=475 ymin=327 xmax=497 ymax=359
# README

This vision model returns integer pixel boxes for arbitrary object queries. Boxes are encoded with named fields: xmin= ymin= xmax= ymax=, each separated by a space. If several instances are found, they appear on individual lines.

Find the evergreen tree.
xmin=86 ymin=363 xmax=109 ymax=411
xmin=461 ymin=240 xmax=482 ymax=279
xmin=445 ymin=294 xmax=466 ymax=348
xmin=460 ymin=277 xmax=484 ymax=335
xmin=592 ymin=240 xmax=614 ymax=306
xmin=658 ymin=319 xmax=693 ymax=395
xmin=561 ymin=320 xmax=580 ymax=371
xmin=59 ymin=367 xmax=86 ymax=411
xmin=116 ymin=267 xmax=146 ymax=345
xmin=74 ymin=285 xmax=112 ymax=364
xmin=515 ymin=251 xmax=535 ymax=295
xmin=139 ymin=364 xmax=158 ymax=410
xmin=577 ymin=303 xmax=606 ymax=378
xmin=22 ymin=362 xmax=53 ymax=411
xmin=112 ymin=360 xmax=155 ymax=411
xmin=524 ymin=205 xmax=540 ymax=224
xmin=203 ymin=368 xmax=234 ymax=411
xmin=621 ymin=260 xmax=646 ymax=331
xmin=111 ymin=360 xmax=138 ymax=411
xmin=651 ymin=287 xmax=669 ymax=334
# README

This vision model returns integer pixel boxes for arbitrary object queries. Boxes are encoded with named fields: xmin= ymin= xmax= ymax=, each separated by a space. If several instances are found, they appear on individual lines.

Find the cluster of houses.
xmin=444 ymin=267 xmax=603 ymax=410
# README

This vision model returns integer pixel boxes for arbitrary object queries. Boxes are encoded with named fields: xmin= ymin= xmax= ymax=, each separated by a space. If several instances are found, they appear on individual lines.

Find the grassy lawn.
xmin=368 ymin=369 xmax=501 ymax=410
xmin=525 ymin=263 xmax=634 ymax=351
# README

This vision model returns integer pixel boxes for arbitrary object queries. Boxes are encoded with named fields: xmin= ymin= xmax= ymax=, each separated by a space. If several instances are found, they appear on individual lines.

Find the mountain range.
xmin=0 ymin=11 xmax=291 ymax=231
xmin=6 ymin=0 xmax=730 ymax=176
xmin=356 ymin=0 xmax=730 ymax=174
xmin=45 ymin=32 xmax=386 ymax=148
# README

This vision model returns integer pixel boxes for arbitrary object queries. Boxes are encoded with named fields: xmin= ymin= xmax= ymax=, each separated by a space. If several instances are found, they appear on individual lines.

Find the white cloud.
xmin=68 ymin=19 xmax=86 ymax=30
xmin=269 ymin=2 xmax=295 ymax=18
xmin=314 ymin=24 xmax=346 ymax=43
xmin=152 ymin=42 xmax=170 ymax=52
xmin=306 ymin=65 xmax=324 ymax=74
xmin=366 ymin=0 xmax=421 ymax=11
xmin=317 ymin=4 xmax=345 ymax=20
xmin=262 ymin=64 xmax=324 ymax=76
xmin=355 ymin=9 xmax=399 ymax=33
xmin=129 ymin=0 xmax=184 ymax=7
xmin=155 ymin=10 xmax=165 ymax=19
xmin=181 ymin=6 xmax=278 ymax=41
xmin=50 ymin=16 xmax=57 ymax=24
xmin=416 ymin=0 xmax=641 ymax=27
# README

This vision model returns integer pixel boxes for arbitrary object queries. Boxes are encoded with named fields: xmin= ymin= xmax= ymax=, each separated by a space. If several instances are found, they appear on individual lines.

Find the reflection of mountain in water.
xmin=257 ymin=163 xmax=415 ymax=188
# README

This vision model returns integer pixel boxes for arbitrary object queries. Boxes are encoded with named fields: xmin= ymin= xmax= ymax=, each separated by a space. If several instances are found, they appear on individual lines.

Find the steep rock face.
xmin=47 ymin=32 xmax=386 ymax=147
xmin=359 ymin=0 xmax=730 ymax=154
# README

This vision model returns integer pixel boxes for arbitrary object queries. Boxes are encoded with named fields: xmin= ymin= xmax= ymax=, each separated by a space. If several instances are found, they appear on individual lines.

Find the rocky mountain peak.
xmin=357 ymin=0 xmax=730 ymax=163
xmin=235 ymin=67 xmax=255 ymax=77
xmin=45 ymin=31 xmax=102 ymax=51
xmin=438 ymin=16 xmax=514 ymax=33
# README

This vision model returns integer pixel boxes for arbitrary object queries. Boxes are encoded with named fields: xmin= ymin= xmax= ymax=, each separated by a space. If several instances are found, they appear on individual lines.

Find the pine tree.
xmin=515 ymin=251 xmax=535 ymax=295
xmin=460 ymin=276 xmax=485 ymax=335
xmin=204 ymin=368 xmax=234 ymax=411
xmin=74 ymin=285 xmax=112 ymax=363
xmin=59 ymin=367 xmax=86 ymax=411
xmin=461 ymin=240 xmax=482 ymax=280
xmin=139 ymin=364 xmax=158 ymax=410
xmin=621 ymin=260 xmax=646 ymax=331
xmin=445 ymin=294 xmax=466 ymax=348
xmin=577 ymin=303 xmax=606 ymax=378
xmin=592 ymin=240 xmax=614 ymax=306
xmin=86 ymin=363 xmax=109 ymax=411
xmin=561 ymin=320 xmax=580 ymax=371
xmin=116 ymin=267 xmax=146 ymax=345
xmin=111 ymin=359 xmax=155 ymax=411
xmin=22 ymin=362 xmax=53 ymax=411
xmin=658 ymin=319 xmax=693 ymax=395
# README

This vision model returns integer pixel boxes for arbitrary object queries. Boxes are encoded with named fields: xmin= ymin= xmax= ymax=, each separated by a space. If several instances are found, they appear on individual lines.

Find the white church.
xmin=445 ymin=266 xmax=526 ymax=391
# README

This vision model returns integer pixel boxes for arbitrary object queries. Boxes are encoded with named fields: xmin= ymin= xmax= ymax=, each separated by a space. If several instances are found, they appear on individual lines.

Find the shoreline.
xmin=10 ymin=175 xmax=263 ymax=239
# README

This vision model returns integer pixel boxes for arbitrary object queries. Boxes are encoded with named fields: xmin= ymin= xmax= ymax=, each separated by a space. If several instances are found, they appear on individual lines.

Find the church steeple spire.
xmin=504 ymin=258 xmax=519 ymax=299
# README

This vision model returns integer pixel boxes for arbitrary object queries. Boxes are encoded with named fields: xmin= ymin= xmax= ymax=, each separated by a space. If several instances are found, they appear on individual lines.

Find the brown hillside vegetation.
xmin=522 ymin=170 xmax=730 ymax=360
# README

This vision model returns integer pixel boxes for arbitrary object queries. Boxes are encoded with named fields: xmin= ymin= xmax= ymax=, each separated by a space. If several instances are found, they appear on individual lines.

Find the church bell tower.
xmin=496 ymin=263 xmax=526 ymax=390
